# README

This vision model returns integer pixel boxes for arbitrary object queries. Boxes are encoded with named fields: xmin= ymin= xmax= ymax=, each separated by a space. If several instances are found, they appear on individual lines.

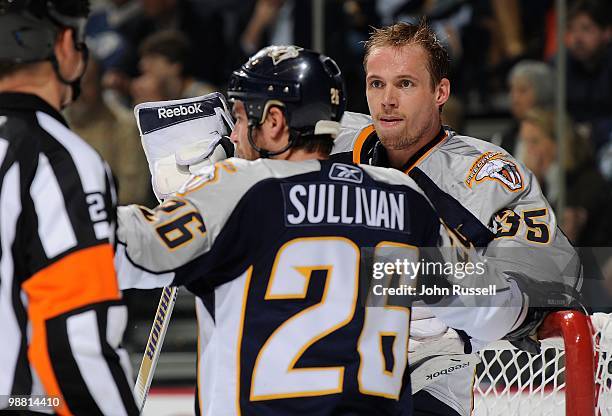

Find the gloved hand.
xmin=134 ymin=93 xmax=235 ymax=200
xmin=409 ymin=325 xmax=480 ymax=393
xmin=408 ymin=307 xmax=482 ymax=393
xmin=503 ymin=271 xmax=587 ymax=354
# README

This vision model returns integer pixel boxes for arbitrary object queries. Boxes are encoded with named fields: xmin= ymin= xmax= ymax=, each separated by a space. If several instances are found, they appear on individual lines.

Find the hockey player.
xmin=116 ymin=46 xmax=527 ymax=415
xmin=331 ymin=21 xmax=582 ymax=416
xmin=0 ymin=1 xmax=138 ymax=415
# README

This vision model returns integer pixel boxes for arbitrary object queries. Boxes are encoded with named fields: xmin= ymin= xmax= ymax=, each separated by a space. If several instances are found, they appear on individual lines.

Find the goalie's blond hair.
xmin=363 ymin=20 xmax=450 ymax=91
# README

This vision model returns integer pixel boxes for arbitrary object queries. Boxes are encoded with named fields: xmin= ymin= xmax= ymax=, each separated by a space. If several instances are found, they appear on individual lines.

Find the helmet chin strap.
xmin=247 ymin=120 xmax=295 ymax=159
xmin=50 ymin=42 xmax=89 ymax=105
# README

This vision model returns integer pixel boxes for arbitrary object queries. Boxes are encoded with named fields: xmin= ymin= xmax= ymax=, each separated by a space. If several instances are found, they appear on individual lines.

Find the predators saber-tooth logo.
xmin=465 ymin=152 xmax=523 ymax=191
xmin=265 ymin=45 xmax=304 ymax=65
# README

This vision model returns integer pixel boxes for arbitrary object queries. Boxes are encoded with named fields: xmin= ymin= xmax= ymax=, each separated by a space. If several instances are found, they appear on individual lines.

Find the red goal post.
xmin=474 ymin=310 xmax=612 ymax=416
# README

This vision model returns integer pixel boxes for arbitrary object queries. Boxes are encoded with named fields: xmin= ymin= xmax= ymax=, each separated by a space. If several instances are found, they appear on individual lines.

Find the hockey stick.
xmin=134 ymin=286 xmax=179 ymax=412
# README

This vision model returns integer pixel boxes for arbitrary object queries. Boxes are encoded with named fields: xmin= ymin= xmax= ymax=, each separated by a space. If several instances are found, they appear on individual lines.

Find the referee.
xmin=0 ymin=1 xmax=138 ymax=414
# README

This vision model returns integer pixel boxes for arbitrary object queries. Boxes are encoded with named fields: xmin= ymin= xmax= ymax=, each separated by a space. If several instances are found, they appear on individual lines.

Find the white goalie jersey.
xmin=332 ymin=112 xmax=581 ymax=289
xmin=331 ymin=112 xmax=583 ymax=414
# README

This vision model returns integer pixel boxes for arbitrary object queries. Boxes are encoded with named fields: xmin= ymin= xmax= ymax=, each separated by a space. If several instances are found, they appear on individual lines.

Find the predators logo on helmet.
xmin=266 ymin=45 xmax=304 ymax=65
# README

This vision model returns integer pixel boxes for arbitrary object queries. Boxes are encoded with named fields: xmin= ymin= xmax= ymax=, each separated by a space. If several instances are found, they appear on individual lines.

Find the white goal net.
xmin=474 ymin=312 xmax=612 ymax=416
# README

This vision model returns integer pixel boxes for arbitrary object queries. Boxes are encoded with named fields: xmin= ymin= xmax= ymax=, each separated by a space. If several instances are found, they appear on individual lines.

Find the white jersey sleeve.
xmin=416 ymin=134 xmax=581 ymax=292
xmin=334 ymin=114 xmax=581 ymax=299
xmin=115 ymin=158 xmax=321 ymax=289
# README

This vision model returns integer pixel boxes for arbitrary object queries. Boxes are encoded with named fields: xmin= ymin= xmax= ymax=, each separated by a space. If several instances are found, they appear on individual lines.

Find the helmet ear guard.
xmin=245 ymin=106 xmax=296 ymax=159
xmin=258 ymin=99 xmax=289 ymax=126
xmin=228 ymin=71 xmax=300 ymax=125
xmin=241 ymin=99 xmax=340 ymax=158
xmin=314 ymin=120 xmax=341 ymax=138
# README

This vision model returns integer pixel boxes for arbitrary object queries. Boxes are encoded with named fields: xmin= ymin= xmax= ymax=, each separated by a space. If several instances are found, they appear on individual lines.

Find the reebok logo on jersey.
xmin=465 ymin=152 xmax=523 ymax=192
xmin=158 ymin=103 xmax=203 ymax=119
xmin=329 ymin=163 xmax=363 ymax=184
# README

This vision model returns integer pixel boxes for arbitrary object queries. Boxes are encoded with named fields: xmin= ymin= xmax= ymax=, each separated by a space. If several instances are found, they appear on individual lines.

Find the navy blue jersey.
xmin=116 ymin=158 xmax=499 ymax=416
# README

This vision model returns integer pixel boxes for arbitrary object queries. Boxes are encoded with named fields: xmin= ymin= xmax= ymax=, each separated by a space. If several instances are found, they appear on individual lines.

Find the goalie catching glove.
xmin=134 ymin=93 xmax=235 ymax=200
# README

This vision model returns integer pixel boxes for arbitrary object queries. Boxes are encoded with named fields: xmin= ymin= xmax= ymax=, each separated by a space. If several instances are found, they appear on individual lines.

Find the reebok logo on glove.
xmin=158 ymin=103 xmax=203 ymax=119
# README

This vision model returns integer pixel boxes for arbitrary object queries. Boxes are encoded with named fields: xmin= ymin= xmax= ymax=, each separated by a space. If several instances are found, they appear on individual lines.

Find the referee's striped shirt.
xmin=0 ymin=93 xmax=138 ymax=415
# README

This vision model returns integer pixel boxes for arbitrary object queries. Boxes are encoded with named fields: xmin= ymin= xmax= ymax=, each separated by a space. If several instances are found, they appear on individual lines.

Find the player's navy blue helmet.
xmin=227 ymin=46 xmax=346 ymax=156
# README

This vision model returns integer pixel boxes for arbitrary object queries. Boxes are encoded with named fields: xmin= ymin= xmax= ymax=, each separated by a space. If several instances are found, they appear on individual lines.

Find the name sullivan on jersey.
xmin=283 ymin=183 xmax=406 ymax=231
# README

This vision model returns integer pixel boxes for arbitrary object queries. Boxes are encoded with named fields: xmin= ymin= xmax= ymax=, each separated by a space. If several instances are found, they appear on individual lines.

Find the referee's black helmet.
xmin=0 ymin=0 xmax=89 ymax=64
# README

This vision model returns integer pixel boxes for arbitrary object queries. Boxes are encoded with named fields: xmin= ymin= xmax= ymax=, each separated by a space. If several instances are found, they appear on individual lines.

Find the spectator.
xmin=239 ymin=0 xmax=381 ymax=113
xmin=488 ymin=0 xmax=526 ymax=64
xmin=493 ymin=60 xmax=555 ymax=155
xmin=95 ymin=0 xmax=230 ymax=103
xmin=240 ymin=0 xmax=285 ymax=55
xmin=130 ymin=30 xmax=215 ymax=104
xmin=65 ymin=58 xmax=152 ymax=205
xmin=518 ymin=108 xmax=612 ymax=246
xmin=457 ymin=0 xmax=529 ymax=109
xmin=326 ymin=0 xmax=381 ymax=113
xmin=87 ymin=0 xmax=150 ymax=101
xmin=86 ymin=0 xmax=145 ymax=75
xmin=562 ymin=0 xmax=612 ymax=164
xmin=138 ymin=0 xmax=227 ymax=85
xmin=375 ymin=0 xmax=472 ymax=76
xmin=600 ymin=138 xmax=612 ymax=182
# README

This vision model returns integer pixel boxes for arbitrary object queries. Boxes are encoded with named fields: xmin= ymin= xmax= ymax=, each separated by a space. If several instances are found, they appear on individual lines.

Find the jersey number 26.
xmin=250 ymin=237 xmax=411 ymax=401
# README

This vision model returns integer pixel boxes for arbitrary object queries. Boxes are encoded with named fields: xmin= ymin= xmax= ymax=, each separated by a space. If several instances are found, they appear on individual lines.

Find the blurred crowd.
xmin=75 ymin=0 xmax=611 ymax=251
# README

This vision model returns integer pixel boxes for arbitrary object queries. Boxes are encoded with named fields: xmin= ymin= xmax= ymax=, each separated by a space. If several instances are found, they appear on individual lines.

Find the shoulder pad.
xmin=333 ymin=112 xmax=373 ymax=154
